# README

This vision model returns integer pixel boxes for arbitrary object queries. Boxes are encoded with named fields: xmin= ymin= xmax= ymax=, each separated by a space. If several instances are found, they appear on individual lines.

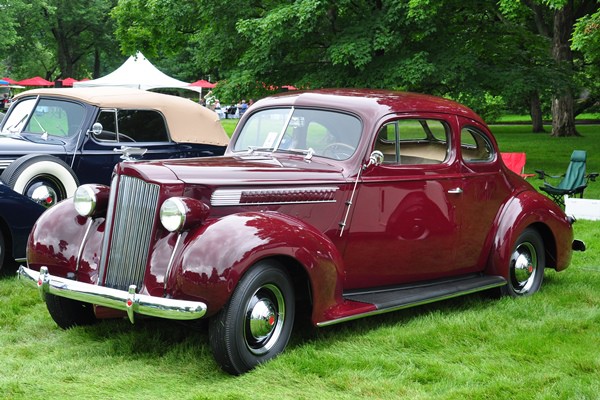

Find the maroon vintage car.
xmin=19 ymin=89 xmax=584 ymax=374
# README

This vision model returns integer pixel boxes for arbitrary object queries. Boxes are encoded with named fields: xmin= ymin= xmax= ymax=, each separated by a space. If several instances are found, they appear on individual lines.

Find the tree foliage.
xmin=1 ymin=0 xmax=598 ymax=133
xmin=1 ymin=0 xmax=121 ymax=80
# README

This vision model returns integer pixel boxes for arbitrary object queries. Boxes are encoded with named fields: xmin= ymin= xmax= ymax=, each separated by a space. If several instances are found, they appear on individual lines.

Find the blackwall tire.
xmin=45 ymin=293 xmax=97 ymax=329
xmin=0 ymin=154 xmax=79 ymax=204
xmin=209 ymin=260 xmax=295 ymax=375
xmin=502 ymin=228 xmax=545 ymax=297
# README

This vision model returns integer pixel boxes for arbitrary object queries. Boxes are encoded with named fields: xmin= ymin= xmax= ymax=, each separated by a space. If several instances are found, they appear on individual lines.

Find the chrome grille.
xmin=102 ymin=176 xmax=160 ymax=291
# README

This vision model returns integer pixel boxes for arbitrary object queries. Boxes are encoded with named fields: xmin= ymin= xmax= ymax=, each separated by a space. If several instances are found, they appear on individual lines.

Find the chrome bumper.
xmin=18 ymin=266 xmax=207 ymax=323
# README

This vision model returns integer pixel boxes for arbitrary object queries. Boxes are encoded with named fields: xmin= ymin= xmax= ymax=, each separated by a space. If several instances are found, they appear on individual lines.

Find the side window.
xmin=117 ymin=110 xmax=170 ymax=142
xmin=460 ymin=127 xmax=493 ymax=162
xmin=375 ymin=119 xmax=449 ymax=165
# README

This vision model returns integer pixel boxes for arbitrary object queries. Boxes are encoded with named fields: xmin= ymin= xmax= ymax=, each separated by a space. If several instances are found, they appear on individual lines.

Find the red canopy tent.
xmin=189 ymin=79 xmax=216 ymax=89
xmin=60 ymin=77 xmax=79 ymax=87
xmin=17 ymin=76 xmax=54 ymax=86
xmin=1 ymin=77 xmax=18 ymax=84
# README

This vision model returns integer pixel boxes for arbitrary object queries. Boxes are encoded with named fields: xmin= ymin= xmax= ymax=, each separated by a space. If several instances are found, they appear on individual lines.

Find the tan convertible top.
xmin=15 ymin=87 xmax=229 ymax=146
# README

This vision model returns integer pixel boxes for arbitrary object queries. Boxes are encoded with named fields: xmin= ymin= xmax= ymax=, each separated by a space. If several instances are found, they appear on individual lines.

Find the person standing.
xmin=239 ymin=99 xmax=248 ymax=117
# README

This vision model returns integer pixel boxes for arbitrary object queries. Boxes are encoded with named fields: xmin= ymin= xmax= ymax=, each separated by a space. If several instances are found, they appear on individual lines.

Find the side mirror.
xmin=90 ymin=122 xmax=103 ymax=136
xmin=365 ymin=150 xmax=384 ymax=169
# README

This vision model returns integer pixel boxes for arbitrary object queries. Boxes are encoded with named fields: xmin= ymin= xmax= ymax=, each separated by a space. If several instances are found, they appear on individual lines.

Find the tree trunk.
xmin=551 ymin=91 xmax=579 ymax=136
xmin=529 ymin=91 xmax=545 ymax=133
xmin=551 ymin=3 xmax=578 ymax=137
xmin=93 ymin=49 xmax=101 ymax=79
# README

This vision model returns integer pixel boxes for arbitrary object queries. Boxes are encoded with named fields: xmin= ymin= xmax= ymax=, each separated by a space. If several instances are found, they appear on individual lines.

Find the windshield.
xmin=1 ymin=97 xmax=86 ymax=138
xmin=232 ymin=107 xmax=362 ymax=160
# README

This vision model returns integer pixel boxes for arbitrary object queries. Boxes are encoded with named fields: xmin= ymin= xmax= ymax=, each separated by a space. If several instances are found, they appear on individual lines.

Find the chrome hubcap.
xmin=512 ymin=242 xmax=537 ymax=294
xmin=244 ymin=284 xmax=285 ymax=355
xmin=27 ymin=183 xmax=58 ymax=208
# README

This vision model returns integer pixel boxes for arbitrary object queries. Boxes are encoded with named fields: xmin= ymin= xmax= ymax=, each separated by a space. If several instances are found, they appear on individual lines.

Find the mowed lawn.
xmin=1 ymin=123 xmax=599 ymax=400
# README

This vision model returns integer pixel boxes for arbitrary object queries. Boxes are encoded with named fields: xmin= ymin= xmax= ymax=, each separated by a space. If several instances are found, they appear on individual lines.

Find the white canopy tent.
xmin=73 ymin=52 xmax=198 ymax=92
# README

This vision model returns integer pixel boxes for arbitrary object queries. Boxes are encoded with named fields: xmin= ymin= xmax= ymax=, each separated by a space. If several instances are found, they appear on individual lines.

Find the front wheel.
xmin=209 ymin=260 xmax=295 ymax=375
xmin=45 ymin=293 xmax=97 ymax=329
xmin=503 ymin=228 xmax=545 ymax=297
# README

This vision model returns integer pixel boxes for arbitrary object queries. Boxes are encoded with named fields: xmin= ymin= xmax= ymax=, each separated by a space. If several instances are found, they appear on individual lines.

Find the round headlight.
xmin=160 ymin=198 xmax=187 ymax=232
xmin=73 ymin=185 xmax=97 ymax=217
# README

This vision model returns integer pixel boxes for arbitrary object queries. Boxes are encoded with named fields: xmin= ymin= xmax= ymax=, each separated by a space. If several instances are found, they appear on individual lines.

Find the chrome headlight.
xmin=160 ymin=197 xmax=210 ymax=232
xmin=160 ymin=198 xmax=187 ymax=232
xmin=73 ymin=185 xmax=97 ymax=216
xmin=73 ymin=184 xmax=110 ymax=217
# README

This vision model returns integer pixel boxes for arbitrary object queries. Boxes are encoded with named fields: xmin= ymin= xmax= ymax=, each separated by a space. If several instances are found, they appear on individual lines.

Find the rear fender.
xmin=170 ymin=211 xmax=344 ymax=320
xmin=486 ymin=191 xmax=573 ymax=278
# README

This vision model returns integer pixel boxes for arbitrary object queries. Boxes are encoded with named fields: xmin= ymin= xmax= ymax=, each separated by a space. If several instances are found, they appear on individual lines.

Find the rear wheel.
xmin=45 ymin=294 xmax=97 ymax=329
xmin=503 ymin=228 xmax=545 ymax=297
xmin=209 ymin=260 xmax=295 ymax=375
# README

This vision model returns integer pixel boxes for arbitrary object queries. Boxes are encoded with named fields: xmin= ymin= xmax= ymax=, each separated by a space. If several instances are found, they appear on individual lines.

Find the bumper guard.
xmin=18 ymin=266 xmax=207 ymax=323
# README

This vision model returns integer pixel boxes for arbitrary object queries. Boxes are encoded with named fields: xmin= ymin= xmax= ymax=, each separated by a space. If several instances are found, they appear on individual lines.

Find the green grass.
xmin=220 ymin=118 xmax=238 ymax=137
xmin=1 ymin=124 xmax=599 ymax=399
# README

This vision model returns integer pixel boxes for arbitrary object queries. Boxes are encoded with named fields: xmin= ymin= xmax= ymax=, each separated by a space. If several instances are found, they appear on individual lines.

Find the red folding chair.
xmin=501 ymin=152 xmax=535 ymax=179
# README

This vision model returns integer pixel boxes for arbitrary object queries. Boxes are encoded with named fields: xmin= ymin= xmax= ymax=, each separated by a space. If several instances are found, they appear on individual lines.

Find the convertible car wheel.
xmin=45 ymin=293 xmax=97 ymax=329
xmin=209 ymin=261 xmax=295 ymax=375
xmin=0 ymin=154 xmax=79 ymax=207
xmin=504 ymin=228 xmax=545 ymax=297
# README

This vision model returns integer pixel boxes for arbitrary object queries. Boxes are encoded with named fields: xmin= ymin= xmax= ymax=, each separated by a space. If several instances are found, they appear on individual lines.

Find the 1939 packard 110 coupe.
xmin=19 ymin=89 xmax=584 ymax=374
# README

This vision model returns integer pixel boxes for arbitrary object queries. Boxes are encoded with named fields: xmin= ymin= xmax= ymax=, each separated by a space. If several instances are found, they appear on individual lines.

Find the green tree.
xmin=1 ymin=0 xmax=120 ymax=81
xmin=501 ymin=0 xmax=599 ymax=137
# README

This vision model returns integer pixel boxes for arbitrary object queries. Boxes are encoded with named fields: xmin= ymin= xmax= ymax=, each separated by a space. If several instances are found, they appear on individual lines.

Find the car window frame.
xmin=373 ymin=117 xmax=452 ymax=166
xmin=91 ymin=107 xmax=173 ymax=144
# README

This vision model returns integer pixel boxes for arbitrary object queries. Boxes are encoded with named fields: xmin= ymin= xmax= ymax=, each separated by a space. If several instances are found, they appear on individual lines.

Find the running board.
xmin=319 ymin=274 xmax=506 ymax=327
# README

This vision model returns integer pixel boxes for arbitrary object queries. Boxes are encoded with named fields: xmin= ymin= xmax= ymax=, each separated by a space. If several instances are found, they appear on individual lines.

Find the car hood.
xmin=119 ymin=154 xmax=349 ymax=187
xmin=0 ymin=134 xmax=67 ymax=155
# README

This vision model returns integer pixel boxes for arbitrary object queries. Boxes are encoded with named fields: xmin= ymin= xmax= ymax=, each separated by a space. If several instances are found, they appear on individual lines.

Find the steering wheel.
xmin=322 ymin=142 xmax=355 ymax=160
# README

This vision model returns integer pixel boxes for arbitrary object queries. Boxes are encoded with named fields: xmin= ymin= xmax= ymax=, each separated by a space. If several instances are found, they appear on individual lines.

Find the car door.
xmin=453 ymin=118 xmax=508 ymax=271
xmin=342 ymin=116 xmax=465 ymax=289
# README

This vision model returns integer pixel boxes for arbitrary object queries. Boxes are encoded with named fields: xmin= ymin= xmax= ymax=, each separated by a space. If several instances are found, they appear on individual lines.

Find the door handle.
xmin=447 ymin=188 xmax=463 ymax=194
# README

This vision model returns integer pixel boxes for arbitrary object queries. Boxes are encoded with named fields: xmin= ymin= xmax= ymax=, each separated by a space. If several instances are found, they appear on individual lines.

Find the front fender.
xmin=487 ymin=190 xmax=573 ymax=278
xmin=169 ymin=211 xmax=344 ymax=320
xmin=27 ymin=198 xmax=103 ymax=284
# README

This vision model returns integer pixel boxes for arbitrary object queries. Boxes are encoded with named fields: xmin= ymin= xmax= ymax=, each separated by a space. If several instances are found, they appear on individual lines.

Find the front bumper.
xmin=18 ymin=266 xmax=207 ymax=323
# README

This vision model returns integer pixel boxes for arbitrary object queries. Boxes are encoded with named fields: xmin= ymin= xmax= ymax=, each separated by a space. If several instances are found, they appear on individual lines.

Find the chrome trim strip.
xmin=19 ymin=266 xmax=207 ymax=322
xmin=211 ymin=186 xmax=339 ymax=206
xmin=0 ymin=159 xmax=15 ymax=169
xmin=75 ymin=219 xmax=94 ymax=273
xmin=164 ymin=233 xmax=183 ymax=292
xmin=315 ymin=280 xmax=507 ymax=327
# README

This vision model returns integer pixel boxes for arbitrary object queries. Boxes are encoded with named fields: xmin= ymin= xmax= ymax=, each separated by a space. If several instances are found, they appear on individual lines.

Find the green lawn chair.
xmin=535 ymin=150 xmax=598 ymax=207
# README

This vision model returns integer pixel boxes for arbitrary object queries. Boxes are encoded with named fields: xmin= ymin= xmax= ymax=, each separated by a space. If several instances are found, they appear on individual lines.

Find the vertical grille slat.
xmin=103 ymin=176 xmax=160 ymax=291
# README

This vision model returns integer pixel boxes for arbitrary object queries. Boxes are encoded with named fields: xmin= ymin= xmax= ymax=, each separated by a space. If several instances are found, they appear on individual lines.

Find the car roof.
xmin=15 ymin=87 xmax=229 ymax=146
xmin=253 ymin=89 xmax=486 ymax=125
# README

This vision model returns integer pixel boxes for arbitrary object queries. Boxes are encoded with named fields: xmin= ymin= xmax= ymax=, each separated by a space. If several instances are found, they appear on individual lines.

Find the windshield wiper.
xmin=3 ymin=113 xmax=29 ymax=135
xmin=277 ymin=147 xmax=315 ymax=160
xmin=247 ymin=146 xmax=275 ymax=154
